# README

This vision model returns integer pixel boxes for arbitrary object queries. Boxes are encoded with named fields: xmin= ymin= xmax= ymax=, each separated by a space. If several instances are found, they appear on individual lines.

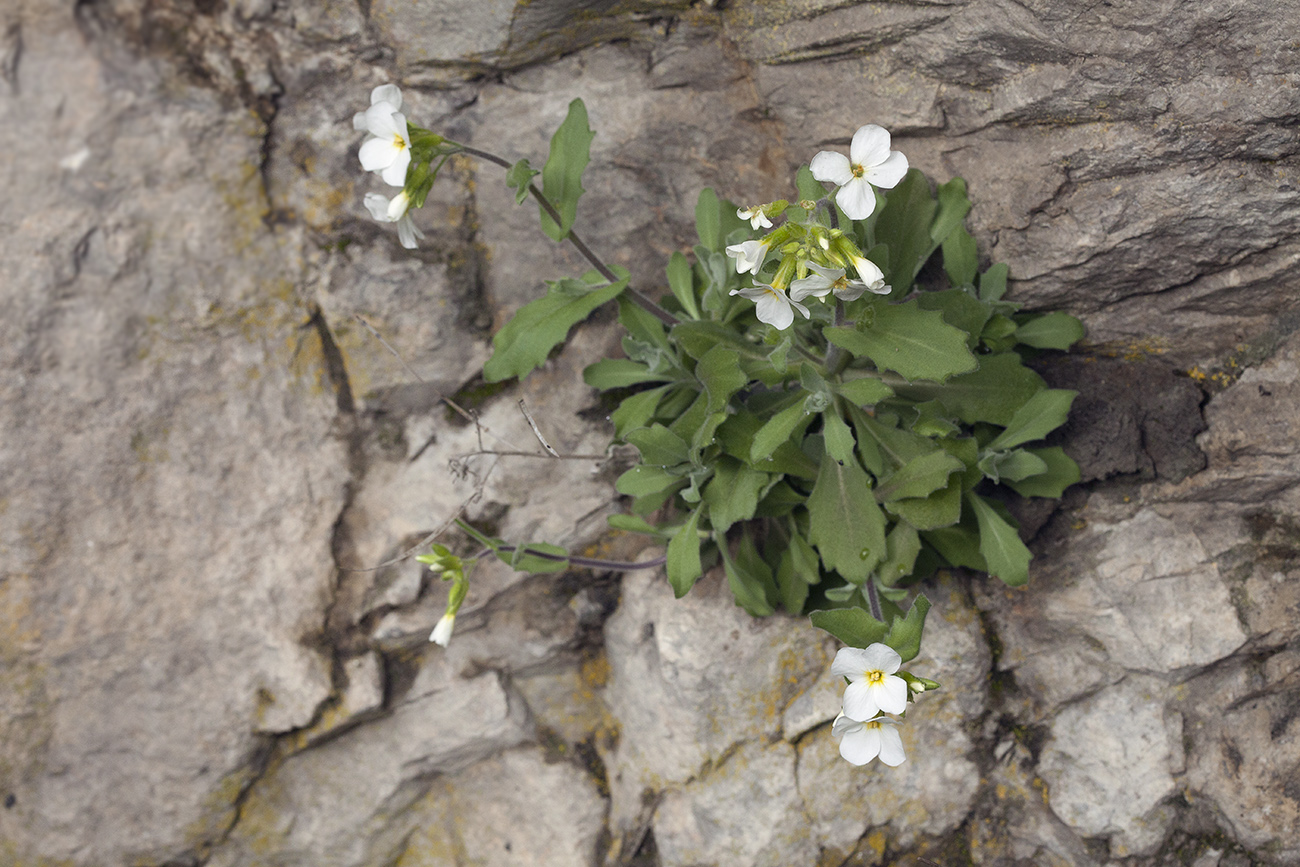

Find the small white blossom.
xmin=809 ymin=124 xmax=908 ymax=221
xmin=831 ymin=643 xmax=909 ymax=720
xmin=845 ymin=253 xmax=889 ymax=294
xmin=364 ymin=190 xmax=425 ymax=249
xmin=790 ymin=262 xmax=875 ymax=303
xmin=356 ymin=85 xmax=412 ymax=187
xmin=737 ymin=206 xmax=773 ymax=230
xmin=832 ymin=713 xmax=906 ymax=767
xmin=729 ymin=282 xmax=810 ymax=330
xmin=725 ymin=239 xmax=770 ymax=276
xmin=429 ymin=612 xmax=455 ymax=647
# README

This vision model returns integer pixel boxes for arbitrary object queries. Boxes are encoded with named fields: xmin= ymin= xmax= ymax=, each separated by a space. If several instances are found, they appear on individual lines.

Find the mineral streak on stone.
xmin=4 ymin=0 xmax=1300 ymax=864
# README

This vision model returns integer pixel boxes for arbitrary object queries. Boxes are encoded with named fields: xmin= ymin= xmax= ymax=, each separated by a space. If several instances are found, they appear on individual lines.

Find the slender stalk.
xmin=824 ymin=299 xmax=848 ymax=374
xmin=865 ymin=578 xmax=883 ymax=622
xmin=482 ymin=544 xmax=668 ymax=572
xmin=456 ymin=145 xmax=678 ymax=326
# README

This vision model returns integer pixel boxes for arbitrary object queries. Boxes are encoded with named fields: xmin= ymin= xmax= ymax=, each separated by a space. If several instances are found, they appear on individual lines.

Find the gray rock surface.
xmin=3 ymin=0 xmax=1300 ymax=865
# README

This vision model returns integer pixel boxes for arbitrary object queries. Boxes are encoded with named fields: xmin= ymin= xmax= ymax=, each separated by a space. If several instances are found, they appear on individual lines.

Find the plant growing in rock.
xmin=354 ymin=86 xmax=1083 ymax=766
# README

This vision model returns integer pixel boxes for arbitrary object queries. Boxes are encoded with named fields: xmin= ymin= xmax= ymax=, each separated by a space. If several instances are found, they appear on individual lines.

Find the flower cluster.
xmin=829 ymin=643 xmax=912 ymax=767
xmin=722 ymin=124 xmax=907 ymax=330
xmin=415 ymin=544 xmax=469 ymax=648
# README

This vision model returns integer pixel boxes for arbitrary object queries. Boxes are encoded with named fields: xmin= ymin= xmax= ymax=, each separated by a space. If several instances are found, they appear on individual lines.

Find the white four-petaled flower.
xmin=832 ymin=713 xmax=907 ymax=767
xmin=831 ymin=642 xmax=909 ymax=721
xmin=809 ymin=124 xmax=908 ymax=221
xmin=789 ymin=262 xmax=883 ymax=303
xmin=729 ymin=283 xmax=810 ymax=330
xmin=364 ymin=191 xmax=425 ymax=249
xmin=356 ymin=84 xmax=412 ymax=187
xmin=725 ymin=239 xmax=770 ymax=276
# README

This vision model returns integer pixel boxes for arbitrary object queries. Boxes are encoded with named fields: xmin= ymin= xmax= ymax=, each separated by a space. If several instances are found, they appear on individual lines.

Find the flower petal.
xmin=359 ymin=137 xmax=397 ymax=172
xmin=850 ymin=255 xmax=886 ymax=286
xmin=380 ymin=148 xmax=412 ymax=187
xmin=831 ymin=647 xmax=873 ymax=680
xmin=386 ymin=191 xmax=411 ymax=220
xmin=789 ymin=273 xmax=832 ymax=302
xmin=838 ymin=723 xmax=883 ymax=766
xmin=810 ymin=150 xmax=853 ymax=186
xmin=876 ymin=722 xmax=907 ymax=766
xmin=754 ymin=289 xmax=795 ymax=330
xmin=363 ymin=192 xmax=391 ymax=221
xmin=863 ymin=150 xmax=908 ymax=190
xmin=364 ymin=104 xmax=406 ymax=139
xmin=397 ymin=215 xmax=424 ymax=249
xmin=872 ymin=675 xmax=909 ymax=715
xmin=370 ymin=83 xmax=403 ymax=111
xmin=833 ymin=280 xmax=868 ymax=303
xmin=849 ymin=124 xmax=891 ymax=169
xmin=835 ymin=178 xmax=877 ymax=221
xmin=841 ymin=680 xmax=880 ymax=721
xmin=861 ymin=642 xmax=903 ymax=674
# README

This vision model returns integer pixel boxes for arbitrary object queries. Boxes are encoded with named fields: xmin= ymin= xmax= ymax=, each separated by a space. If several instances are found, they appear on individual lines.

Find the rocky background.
xmin=2 ymin=0 xmax=1299 ymax=865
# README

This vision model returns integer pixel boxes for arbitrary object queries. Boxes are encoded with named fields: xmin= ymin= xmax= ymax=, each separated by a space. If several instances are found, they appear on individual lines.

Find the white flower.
xmin=353 ymin=84 xmax=403 ymax=130
xmin=809 ymin=124 xmax=909 ymax=221
xmin=729 ymin=282 xmax=810 ymax=330
xmin=364 ymin=191 xmax=425 ymax=249
xmin=725 ymin=239 xmax=770 ymax=276
xmin=832 ymin=713 xmax=906 ymax=767
xmin=790 ymin=262 xmax=876 ymax=303
xmin=356 ymin=86 xmax=412 ymax=187
xmin=737 ymin=206 xmax=773 ymax=230
xmin=845 ymin=253 xmax=889 ymax=294
xmin=831 ymin=643 xmax=909 ymax=720
xmin=429 ymin=612 xmax=455 ymax=647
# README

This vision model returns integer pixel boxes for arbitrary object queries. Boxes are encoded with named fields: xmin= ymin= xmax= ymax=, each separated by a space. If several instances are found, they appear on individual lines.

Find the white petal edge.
xmin=861 ymin=642 xmax=903 ymax=674
xmin=359 ymin=137 xmax=397 ymax=172
xmin=838 ymin=723 xmax=883 ymax=766
xmin=754 ymin=290 xmax=795 ymax=330
xmin=810 ymin=150 xmax=853 ymax=185
xmin=835 ymin=178 xmax=877 ymax=221
xmin=831 ymin=646 xmax=873 ymax=680
xmin=841 ymin=680 xmax=880 ymax=721
xmin=863 ymin=150 xmax=909 ymax=190
xmin=874 ymin=675 xmax=910 ymax=715
xmin=876 ymin=722 xmax=907 ymax=766
xmin=849 ymin=124 xmax=891 ymax=169
xmin=381 ymin=148 xmax=412 ymax=187
xmin=363 ymin=192 xmax=391 ymax=221
xmin=370 ymin=84 xmax=403 ymax=111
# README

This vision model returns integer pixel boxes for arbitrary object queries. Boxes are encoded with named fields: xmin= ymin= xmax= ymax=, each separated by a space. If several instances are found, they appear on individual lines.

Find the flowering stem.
xmin=455 ymin=145 xmax=678 ymax=326
xmin=825 ymin=300 xmax=848 ymax=373
xmin=454 ymin=518 xmax=667 ymax=572
xmin=866 ymin=578 xmax=883 ymax=621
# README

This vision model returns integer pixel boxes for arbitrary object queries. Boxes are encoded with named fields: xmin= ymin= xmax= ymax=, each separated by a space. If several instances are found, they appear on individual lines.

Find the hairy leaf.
xmin=827 ymin=299 xmax=977 ymax=383
xmin=539 ymin=99 xmax=595 ymax=241
xmin=808 ymin=454 xmax=888 ymax=582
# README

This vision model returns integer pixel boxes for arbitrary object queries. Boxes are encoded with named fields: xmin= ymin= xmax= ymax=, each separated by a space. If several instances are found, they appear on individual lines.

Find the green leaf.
xmin=808 ymin=454 xmax=889 ymax=582
xmin=874 ymin=169 xmax=938 ymax=291
xmin=703 ymin=456 xmax=768 ymax=533
xmin=916 ymin=288 xmax=991 ymax=352
xmin=884 ymin=593 xmax=931 ymax=662
xmin=776 ymin=532 xmax=819 ymax=614
xmin=942 ymin=225 xmax=979 ymax=287
xmin=666 ymin=251 xmax=701 ymax=320
xmin=671 ymin=321 xmax=771 ymax=365
xmin=875 ymin=449 xmax=965 ymax=502
xmin=809 ymin=607 xmax=889 ymax=647
xmin=666 ymin=508 xmax=704 ymax=597
xmin=979 ymin=263 xmax=1008 ymax=301
xmin=611 ymin=384 xmax=671 ymax=439
xmin=539 ymin=99 xmax=595 ymax=241
xmin=626 ymin=424 xmax=691 ymax=467
xmin=617 ymin=295 xmax=673 ymax=358
xmin=615 ymin=463 xmax=685 ymax=498
xmin=966 ymin=492 xmax=1031 ymax=586
xmin=931 ymin=177 xmax=973 ymax=245
xmin=822 ymin=405 xmax=858 ymax=465
xmin=1016 ymin=311 xmax=1086 ymax=350
xmin=503 ymin=541 xmax=571 ymax=574
xmin=695 ymin=187 xmax=722 ymax=251
xmin=986 ymin=389 xmax=1078 ymax=451
xmin=583 ymin=358 xmax=671 ymax=389
xmin=1004 ymin=446 xmax=1081 ymax=499
xmin=607 ymin=513 xmax=668 ymax=537
xmin=723 ymin=530 xmax=776 ymax=616
xmin=877 ymin=522 xmax=921 ymax=587
xmin=978 ymin=449 xmax=1049 ymax=483
xmin=484 ymin=267 xmax=628 ymax=382
xmin=827 ymin=299 xmax=977 ymax=383
xmin=923 ymin=524 xmax=987 ymax=572
xmin=908 ymin=401 xmax=960 ymax=438
xmin=886 ymin=481 xmax=962 ymax=531
xmin=896 ymin=352 xmax=1045 ymax=426
xmin=837 ymin=376 xmax=894 ymax=406
xmin=505 ymin=158 xmax=539 ymax=205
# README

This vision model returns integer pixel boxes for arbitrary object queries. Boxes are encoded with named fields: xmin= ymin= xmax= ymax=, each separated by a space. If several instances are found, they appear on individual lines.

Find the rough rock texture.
xmin=3 ymin=0 xmax=1300 ymax=865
